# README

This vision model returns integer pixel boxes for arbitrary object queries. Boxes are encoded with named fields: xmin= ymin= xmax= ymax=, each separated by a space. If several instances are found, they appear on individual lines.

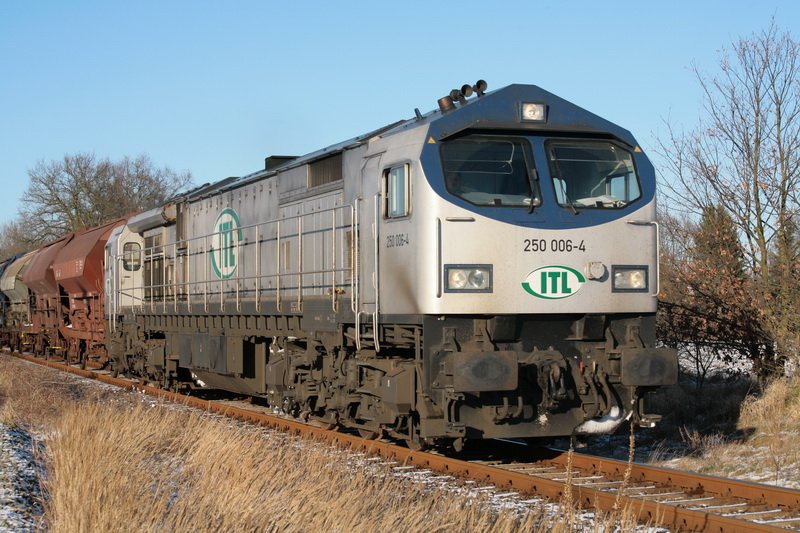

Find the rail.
xmin=16 ymin=352 xmax=800 ymax=533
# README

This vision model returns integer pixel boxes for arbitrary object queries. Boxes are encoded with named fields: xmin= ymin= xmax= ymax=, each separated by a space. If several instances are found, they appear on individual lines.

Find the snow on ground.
xmin=0 ymin=424 xmax=43 ymax=532
xmin=659 ymin=438 xmax=800 ymax=490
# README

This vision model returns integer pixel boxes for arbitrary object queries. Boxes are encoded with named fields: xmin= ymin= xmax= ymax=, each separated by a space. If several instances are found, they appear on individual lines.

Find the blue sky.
xmin=0 ymin=1 xmax=797 ymax=226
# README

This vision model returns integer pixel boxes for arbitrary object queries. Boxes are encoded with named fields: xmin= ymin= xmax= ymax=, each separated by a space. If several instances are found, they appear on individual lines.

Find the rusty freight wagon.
xmin=22 ymin=235 xmax=74 ymax=356
xmin=53 ymin=219 xmax=126 ymax=366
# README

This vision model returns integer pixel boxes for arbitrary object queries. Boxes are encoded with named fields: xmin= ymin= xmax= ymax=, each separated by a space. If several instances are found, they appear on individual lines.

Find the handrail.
xmin=111 ymin=203 xmax=357 ymax=318
xmin=331 ymin=208 xmax=337 ymax=313
xmin=236 ymin=228 xmax=241 ymax=313
xmin=297 ymin=216 xmax=303 ymax=313
xmin=373 ymin=193 xmax=381 ymax=353
xmin=353 ymin=201 xmax=361 ymax=351
xmin=203 ymin=234 xmax=209 ymax=313
xmin=255 ymin=227 xmax=261 ymax=312
xmin=276 ymin=219 xmax=282 ymax=313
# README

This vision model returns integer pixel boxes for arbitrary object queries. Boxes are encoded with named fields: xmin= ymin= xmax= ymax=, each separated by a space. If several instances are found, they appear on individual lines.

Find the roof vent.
xmin=265 ymin=155 xmax=298 ymax=171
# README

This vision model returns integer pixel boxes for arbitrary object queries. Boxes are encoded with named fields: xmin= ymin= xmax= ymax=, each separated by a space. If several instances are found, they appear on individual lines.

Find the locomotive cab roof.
xmin=178 ymin=83 xmax=639 ymax=201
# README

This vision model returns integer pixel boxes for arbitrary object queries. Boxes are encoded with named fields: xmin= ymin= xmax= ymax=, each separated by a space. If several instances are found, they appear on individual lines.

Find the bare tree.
xmin=0 ymin=220 xmax=32 ymax=259
xmin=658 ymin=22 xmax=800 ymax=369
xmin=17 ymin=153 xmax=192 ymax=245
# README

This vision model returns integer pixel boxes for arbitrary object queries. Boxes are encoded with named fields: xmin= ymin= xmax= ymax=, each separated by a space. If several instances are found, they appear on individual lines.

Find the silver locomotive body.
xmin=105 ymin=83 xmax=677 ymax=449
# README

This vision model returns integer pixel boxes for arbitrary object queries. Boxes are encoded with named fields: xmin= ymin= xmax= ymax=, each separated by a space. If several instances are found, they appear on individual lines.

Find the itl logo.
xmin=522 ymin=266 xmax=586 ymax=299
xmin=210 ymin=208 xmax=243 ymax=279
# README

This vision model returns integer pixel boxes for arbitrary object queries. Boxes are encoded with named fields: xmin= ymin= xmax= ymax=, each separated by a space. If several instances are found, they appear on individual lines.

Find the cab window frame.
xmin=122 ymin=242 xmax=142 ymax=272
xmin=439 ymin=134 xmax=540 ymax=209
xmin=545 ymin=139 xmax=642 ymax=210
xmin=384 ymin=163 xmax=411 ymax=219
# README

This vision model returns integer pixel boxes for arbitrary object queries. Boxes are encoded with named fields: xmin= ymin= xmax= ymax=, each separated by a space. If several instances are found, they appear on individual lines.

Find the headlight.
xmin=445 ymin=265 xmax=492 ymax=292
xmin=612 ymin=266 xmax=648 ymax=292
xmin=520 ymin=102 xmax=547 ymax=122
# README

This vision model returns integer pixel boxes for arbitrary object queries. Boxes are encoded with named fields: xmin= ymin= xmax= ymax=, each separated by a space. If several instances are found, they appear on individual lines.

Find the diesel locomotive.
xmin=2 ymin=82 xmax=677 ymax=450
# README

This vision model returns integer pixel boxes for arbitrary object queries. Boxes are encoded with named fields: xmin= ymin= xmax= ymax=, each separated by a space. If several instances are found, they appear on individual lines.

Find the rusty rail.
xmin=14 ymin=353 xmax=800 ymax=532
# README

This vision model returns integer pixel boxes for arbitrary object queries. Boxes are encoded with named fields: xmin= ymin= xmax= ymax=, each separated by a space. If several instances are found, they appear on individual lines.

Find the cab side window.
xmin=123 ymin=242 xmax=142 ymax=271
xmin=385 ymin=164 xmax=409 ymax=218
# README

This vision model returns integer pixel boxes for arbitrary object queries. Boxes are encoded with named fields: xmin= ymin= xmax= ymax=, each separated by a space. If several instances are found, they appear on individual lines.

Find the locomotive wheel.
xmin=404 ymin=437 xmax=428 ymax=451
xmin=310 ymin=420 xmax=336 ymax=430
xmin=404 ymin=421 xmax=428 ymax=451
xmin=308 ymin=411 xmax=337 ymax=430
xmin=357 ymin=428 xmax=379 ymax=440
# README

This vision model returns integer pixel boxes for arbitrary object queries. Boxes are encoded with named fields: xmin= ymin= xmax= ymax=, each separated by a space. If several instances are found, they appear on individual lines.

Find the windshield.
xmin=440 ymin=136 xmax=539 ymax=207
xmin=546 ymin=140 xmax=641 ymax=209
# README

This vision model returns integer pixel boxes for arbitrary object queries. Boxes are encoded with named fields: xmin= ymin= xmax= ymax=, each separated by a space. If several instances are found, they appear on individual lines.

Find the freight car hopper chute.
xmin=53 ymin=219 xmax=126 ymax=367
xmin=22 ymin=235 xmax=74 ymax=356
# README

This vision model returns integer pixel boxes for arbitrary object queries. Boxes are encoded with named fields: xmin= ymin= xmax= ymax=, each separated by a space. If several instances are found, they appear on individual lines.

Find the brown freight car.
xmin=53 ymin=219 xmax=125 ymax=366
xmin=22 ymin=234 xmax=74 ymax=356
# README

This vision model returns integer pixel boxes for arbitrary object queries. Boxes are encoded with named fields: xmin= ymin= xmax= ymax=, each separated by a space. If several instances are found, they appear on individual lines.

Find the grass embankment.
xmin=0 ymin=355 xmax=640 ymax=532
xmin=654 ymin=376 xmax=800 ymax=486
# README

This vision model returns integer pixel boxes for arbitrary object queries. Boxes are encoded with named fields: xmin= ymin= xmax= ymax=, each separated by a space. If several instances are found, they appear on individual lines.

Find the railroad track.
xmin=13 ymin=352 xmax=800 ymax=532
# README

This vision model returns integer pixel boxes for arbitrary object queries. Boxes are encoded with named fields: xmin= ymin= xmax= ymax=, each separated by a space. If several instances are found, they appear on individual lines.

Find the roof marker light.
xmin=521 ymin=102 xmax=547 ymax=122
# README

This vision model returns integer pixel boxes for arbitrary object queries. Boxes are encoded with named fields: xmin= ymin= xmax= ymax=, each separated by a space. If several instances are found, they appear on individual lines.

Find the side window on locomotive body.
xmin=546 ymin=140 xmax=641 ymax=209
xmin=384 ymin=164 xmax=410 ymax=219
xmin=440 ymin=135 xmax=540 ymax=208
xmin=122 ymin=242 xmax=142 ymax=272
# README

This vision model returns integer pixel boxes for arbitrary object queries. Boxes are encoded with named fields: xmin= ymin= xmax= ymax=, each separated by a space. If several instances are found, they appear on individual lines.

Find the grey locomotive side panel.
xmin=179 ymin=160 xmax=354 ymax=312
xmin=276 ymin=165 xmax=309 ymax=202
xmin=184 ymin=179 xmax=280 ymax=308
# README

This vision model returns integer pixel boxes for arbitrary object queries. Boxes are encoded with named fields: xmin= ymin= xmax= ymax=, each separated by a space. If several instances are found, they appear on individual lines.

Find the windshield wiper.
xmin=527 ymin=168 xmax=539 ymax=214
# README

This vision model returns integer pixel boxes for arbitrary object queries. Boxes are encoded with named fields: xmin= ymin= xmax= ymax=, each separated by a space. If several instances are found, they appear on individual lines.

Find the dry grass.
xmin=0 ymin=354 xmax=643 ymax=532
xmin=657 ymin=376 xmax=800 ymax=486
xmin=42 ymin=402 xmax=546 ymax=532
xmin=735 ymin=377 xmax=800 ymax=483
xmin=0 ymin=356 xmax=98 ymax=429
xmin=738 ymin=376 xmax=800 ymax=430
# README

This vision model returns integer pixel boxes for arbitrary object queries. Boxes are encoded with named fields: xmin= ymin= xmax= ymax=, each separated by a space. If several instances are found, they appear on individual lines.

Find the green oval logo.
xmin=210 ymin=208 xmax=243 ymax=279
xmin=522 ymin=265 xmax=586 ymax=299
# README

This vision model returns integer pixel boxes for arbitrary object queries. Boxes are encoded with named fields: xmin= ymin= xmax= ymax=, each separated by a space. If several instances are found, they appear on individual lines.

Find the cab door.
xmin=357 ymin=154 xmax=383 ymax=347
xmin=107 ymin=226 xmax=145 ymax=312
